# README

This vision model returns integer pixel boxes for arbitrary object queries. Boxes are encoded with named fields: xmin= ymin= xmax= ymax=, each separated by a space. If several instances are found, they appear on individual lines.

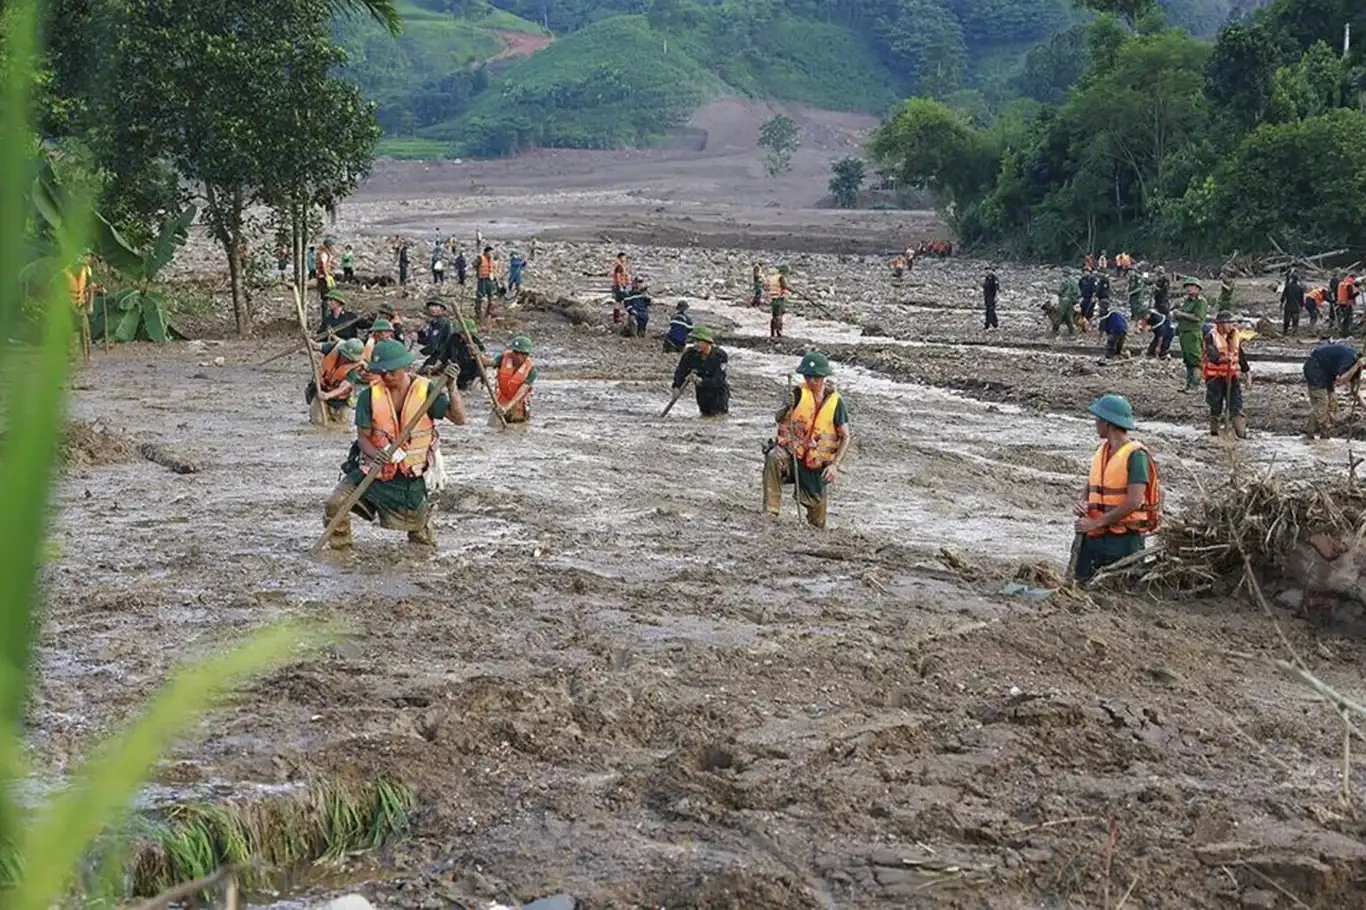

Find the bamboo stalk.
xmin=449 ymin=297 xmax=507 ymax=429
xmin=292 ymin=284 xmax=328 ymax=427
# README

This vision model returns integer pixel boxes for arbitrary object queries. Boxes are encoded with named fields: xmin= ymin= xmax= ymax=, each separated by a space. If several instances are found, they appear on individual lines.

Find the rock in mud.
xmin=317 ymin=896 xmax=375 ymax=910
xmin=522 ymin=895 xmax=577 ymax=910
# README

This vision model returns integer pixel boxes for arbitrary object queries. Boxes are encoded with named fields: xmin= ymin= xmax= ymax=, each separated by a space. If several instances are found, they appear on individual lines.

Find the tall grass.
xmin=0 ymin=0 xmax=323 ymax=906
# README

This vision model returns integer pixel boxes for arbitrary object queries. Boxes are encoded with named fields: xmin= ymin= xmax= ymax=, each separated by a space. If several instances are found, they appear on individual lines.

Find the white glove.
xmin=389 ymin=447 xmax=407 ymax=464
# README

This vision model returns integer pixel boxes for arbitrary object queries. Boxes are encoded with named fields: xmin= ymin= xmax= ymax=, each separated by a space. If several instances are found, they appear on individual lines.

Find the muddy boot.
xmin=1182 ymin=365 xmax=1198 ymax=392
xmin=1233 ymin=416 xmax=1249 ymax=440
xmin=804 ymin=497 xmax=828 ymax=530
xmin=1209 ymin=415 xmax=1221 ymax=437
xmin=407 ymin=523 xmax=437 ymax=548
xmin=762 ymin=450 xmax=786 ymax=518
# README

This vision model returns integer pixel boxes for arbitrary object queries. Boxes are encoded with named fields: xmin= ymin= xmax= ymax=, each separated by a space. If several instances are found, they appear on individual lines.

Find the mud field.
xmin=43 ymin=140 xmax=1366 ymax=908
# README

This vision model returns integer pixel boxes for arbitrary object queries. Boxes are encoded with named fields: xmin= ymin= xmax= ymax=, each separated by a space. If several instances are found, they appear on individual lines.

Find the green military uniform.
xmin=1175 ymin=279 xmax=1208 ymax=392
xmin=762 ymin=352 xmax=849 ymax=529
xmin=1054 ymin=276 xmax=1079 ymax=336
xmin=1127 ymin=273 xmax=1148 ymax=320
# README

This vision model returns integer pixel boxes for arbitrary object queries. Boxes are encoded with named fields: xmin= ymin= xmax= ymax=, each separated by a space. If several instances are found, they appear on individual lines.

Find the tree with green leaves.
xmin=828 ymin=156 xmax=866 ymax=208
xmin=1205 ymin=22 xmax=1281 ymax=133
xmin=866 ymin=98 xmax=995 ymax=208
xmin=758 ymin=114 xmax=799 ymax=177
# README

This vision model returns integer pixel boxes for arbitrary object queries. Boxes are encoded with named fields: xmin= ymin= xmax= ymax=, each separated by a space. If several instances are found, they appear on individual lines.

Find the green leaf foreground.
xmin=1 ymin=1 xmax=332 ymax=905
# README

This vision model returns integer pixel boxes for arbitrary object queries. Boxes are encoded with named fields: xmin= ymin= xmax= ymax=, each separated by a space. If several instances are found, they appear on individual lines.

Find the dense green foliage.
xmin=348 ymin=0 xmax=1236 ymax=156
xmin=869 ymin=0 xmax=1366 ymax=259
xmin=828 ymin=156 xmax=867 ymax=207
xmin=758 ymin=114 xmax=799 ymax=176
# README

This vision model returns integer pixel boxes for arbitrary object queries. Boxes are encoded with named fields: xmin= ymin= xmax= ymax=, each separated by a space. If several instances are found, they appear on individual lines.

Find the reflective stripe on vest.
xmin=767 ymin=274 xmax=785 ymax=298
xmin=1086 ymin=440 xmax=1156 ymax=536
xmin=478 ymin=254 xmax=494 ymax=278
xmin=497 ymin=354 xmax=533 ymax=418
xmin=777 ymin=387 xmax=841 ymax=470
xmin=1202 ymin=330 xmax=1240 ymax=380
xmin=366 ymin=378 xmax=435 ymax=480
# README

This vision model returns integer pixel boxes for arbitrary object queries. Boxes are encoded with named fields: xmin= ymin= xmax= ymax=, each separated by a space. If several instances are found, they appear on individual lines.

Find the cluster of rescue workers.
xmin=301 ymin=248 xmax=852 ymax=548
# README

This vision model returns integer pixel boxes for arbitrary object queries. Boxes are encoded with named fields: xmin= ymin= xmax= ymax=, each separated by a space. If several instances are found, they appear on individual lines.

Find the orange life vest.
xmin=1086 ymin=440 xmax=1161 ymax=537
xmin=1338 ymin=278 xmax=1357 ymax=305
xmin=767 ymin=274 xmax=786 ymax=298
xmin=317 ymin=248 xmax=332 ymax=277
xmin=320 ymin=347 xmax=357 ymax=392
xmin=1202 ymin=329 xmax=1241 ymax=381
xmin=497 ymin=353 xmax=533 ymax=419
xmin=366 ymin=377 xmax=436 ymax=481
xmin=65 ymin=264 xmax=91 ymax=308
xmin=1084 ymin=254 xmax=1095 ymax=271
xmin=613 ymin=262 xmax=629 ymax=288
xmin=1309 ymin=288 xmax=1328 ymax=304
xmin=777 ymin=387 xmax=842 ymax=470
xmin=478 ymin=253 xmax=494 ymax=279
xmin=891 ymin=256 xmax=906 ymax=270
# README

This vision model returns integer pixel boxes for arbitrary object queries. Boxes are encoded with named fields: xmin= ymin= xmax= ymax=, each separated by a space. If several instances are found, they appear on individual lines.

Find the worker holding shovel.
xmin=668 ymin=324 xmax=730 ymax=417
xmin=322 ymin=339 xmax=467 ymax=550
xmin=763 ymin=352 xmax=850 ymax=529
xmin=491 ymin=334 xmax=536 ymax=425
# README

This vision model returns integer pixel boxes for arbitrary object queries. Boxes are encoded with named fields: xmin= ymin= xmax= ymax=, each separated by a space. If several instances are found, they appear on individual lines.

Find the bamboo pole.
xmin=450 ymin=297 xmax=508 ymax=429
xmin=292 ymin=283 xmax=328 ymax=426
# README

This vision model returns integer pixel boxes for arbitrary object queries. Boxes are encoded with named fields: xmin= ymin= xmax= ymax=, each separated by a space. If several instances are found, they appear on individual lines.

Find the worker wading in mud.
xmin=1303 ymin=342 xmax=1366 ymax=440
xmin=492 ymin=334 xmax=536 ymax=425
xmin=621 ymin=277 xmax=651 ymax=338
xmin=307 ymin=337 xmax=365 ymax=426
xmin=1072 ymin=394 xmax=1162 ymax=583
xmin=323 ymin=340 xmax=467 ymax=549
xmin=1203 ymin=310 xmax=1251 ymax=439
xmin=769 ymin=265 xmax=790 ymax=338
xmin=670 ymin=325 xmax=729 ymax=417
xmin=763 ymin=352 xmax=851 ymax=529
xmin=663 ymin=301 xmax=694 ymax=353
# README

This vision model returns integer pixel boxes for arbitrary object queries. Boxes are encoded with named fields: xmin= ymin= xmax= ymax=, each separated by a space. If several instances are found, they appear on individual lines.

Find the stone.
xmin=522 ymin=896 xmax=577 ymax=910
xmin=318 ymin=896 xmax=375 ymax=910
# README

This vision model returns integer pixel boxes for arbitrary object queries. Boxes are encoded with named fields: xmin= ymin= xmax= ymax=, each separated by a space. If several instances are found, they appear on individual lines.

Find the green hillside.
xmin=343 ymin=0 xmax=1239 ymax=158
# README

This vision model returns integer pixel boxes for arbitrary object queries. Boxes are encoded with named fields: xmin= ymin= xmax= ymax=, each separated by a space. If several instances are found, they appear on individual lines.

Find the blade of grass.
xmin=9 ymin=620 xmax=324 ymax=910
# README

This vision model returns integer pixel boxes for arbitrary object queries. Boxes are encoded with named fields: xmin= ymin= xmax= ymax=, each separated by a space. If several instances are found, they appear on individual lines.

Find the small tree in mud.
xmin=828 ymin=156 xmax=866 ymax=208
xmin=758 ymin=114 xmax=799 ymax=177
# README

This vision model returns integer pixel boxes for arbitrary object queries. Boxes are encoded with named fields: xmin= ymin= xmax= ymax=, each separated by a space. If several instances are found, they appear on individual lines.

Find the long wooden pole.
xmin=309 ymin=372 xmax=455 ymax=554
xmin=660 ymin=376 xmax=692 ymax=417
xmin=257 ymin=313 xmax=363 ymax=367
xmin=292 ymin=283 xmax=328 ymax=426
xmin=450 ymin=297 xmax=508 ymax=429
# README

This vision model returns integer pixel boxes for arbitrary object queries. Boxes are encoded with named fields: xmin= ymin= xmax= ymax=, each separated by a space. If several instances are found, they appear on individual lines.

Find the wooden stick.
xmin=257 ymin=314 xmax=363 ymax=367
xmin=661 ymin=376 xmax=693 ymax=417
xmin=1064 ymin=532 xmax=1083 ymax=582
xmin=128 ymin=866 xmax=238 ymax=910
xmin=292 ymin=284 xmax=328 ymax=426
xmin=449 ymin=298 xmax=507 ymax=429
xmin=309 ymin=372 xmax=454 ymax=554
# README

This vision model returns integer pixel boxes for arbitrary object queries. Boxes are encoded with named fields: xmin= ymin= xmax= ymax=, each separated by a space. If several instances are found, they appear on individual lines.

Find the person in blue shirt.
xmin=1304 ymin=342 xmax=1366 ymax=439
xmin=664 ymin=300 xmax=693 ymax=353
xmin=1099 ymin=309 xmax=1128 ymax=360
xmin=1143 ymin=308 xmax=1174 ymax=359
xmin=622 ymin=277 xmax=651 ymax=338
xmin=507 ymin=251 xmax=527 ymax=295
xmin=306 ymin=246 xmax=317 ymax=280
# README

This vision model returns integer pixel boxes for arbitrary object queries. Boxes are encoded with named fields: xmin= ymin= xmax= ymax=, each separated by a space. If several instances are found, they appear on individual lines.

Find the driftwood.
xmin=139 ymin=443 xmax=199 ymax=475
xmin=518 ymin=289 xmax=598 ymax=325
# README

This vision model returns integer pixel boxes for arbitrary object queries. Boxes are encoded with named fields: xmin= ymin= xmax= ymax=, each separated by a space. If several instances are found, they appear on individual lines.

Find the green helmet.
xmin=796 ymin=351 xmax=833 ymax=378
xmin=369 ymin=317 xmax=393 ymax=334
xmin=1087 ymin=393 xmax=1135 ymax=430
xmin=367 ymin=339 xmax=415 ymax=374
xmin=509 ymin=334 xmax=533 ymax=354
xmin=338 ymin=338 xmax=366 ymax=362
xmin=687 ymin=324 xmax=715 ymax=343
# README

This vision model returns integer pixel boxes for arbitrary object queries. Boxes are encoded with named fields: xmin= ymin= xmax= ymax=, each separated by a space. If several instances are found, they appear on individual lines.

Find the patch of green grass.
xmin=377 ymin=137 xmax=453 ymax=159
xmin=127 ymin=779 xmax=415 ymax=898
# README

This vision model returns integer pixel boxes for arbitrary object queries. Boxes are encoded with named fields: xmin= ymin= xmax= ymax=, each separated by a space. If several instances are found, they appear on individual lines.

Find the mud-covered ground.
xmin=42 ymin=132 xmax=1366 ymax=906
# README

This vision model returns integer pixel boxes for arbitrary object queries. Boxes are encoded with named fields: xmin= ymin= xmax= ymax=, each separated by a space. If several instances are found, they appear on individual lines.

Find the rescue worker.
xmin=891 ymin=253 xmax=907 ymax=280
xmin=983 ymin=267 xmax=1000 ymax=331
xmin=1173 ymin=278 xmax=1208 ymax=392
xmin=366 ymin=317 xmax=394 ymax=348
xmin=1219 ymin=272 xmax=1236 ymax=312
xmin=1126 ymin=270 xmax=1148 ymax=320
xmin=276 ymin=245 xmax=289 ymax=279
xmin=307 ymin=245 xmax=317 ymax=280
xmin=397 ymin=241 xmax=410 ymax=287
xmin=507 ymin=250 xmax=526 ymax=296
xmin=309 ymin=337 xmax=366 ymax=426
xmin=1079 ymin=269 xmax=1097 ymax=322
xmin=1306 ymin=286 xmax=1328 ymax=329
xmin=622 ymin=277 xmax=651 ymax=338
xmin=475 ymin=245 xmax=499 ymax=319
xmin=1203 ymin=310 xmax=1251 ymax=439
xmin=323 ymin=339 xmax=467 ymax=549
xmin=664 ymin=301 xmax=694 ymax=353
xmin=453 ymin=249 xmax=467 ymax=286
xmin=1144 ymin=308 xmax=1174 ymax=359
xmin=1053 ymin=272 xmax=1079 ymax=337
xmin=342 ymin=245 xmax=356 ymax=283
xmin=1337 ymin=272 xmax=1359 ymax=335
xmin=1151 ymin=266 xmax=1170 ymax=316
xmin=612 ymin=252 xmax=630 ymax=322
xmin=763 ymin=351 xmax=851 ymax=529
xmin=751 ymin=263 xmax=764 ymax=308
xmin=317 ymin=238 xmax=336 ymax=308
xmin=1098 ymin=250 xmax=1109 ymax=273
xmin=1282 ymin=271 xmax=1305 ymax=335
xmin=1099 ymin=309 xmax=1127 ymax=360
xmin=492 ymin=334 xmax=536 ymax=424
xmin=318 ymin=295 xmax=360 ymax=340
xmin=670 ymin=324 xmax=730 ymax=417
xmin=1304 ymin=342 xmax=1366 ymax=439
xmin=418 ymin=300 xmax=453 ymax=372
xmin=769 ymin=265 xmax=790 ymax=339
xmin=376 ymin=304 xmax=406 ymax=344
xmin=1096 ymin=272 xmax=1112 ymax=317
xmin=434 ymin=317 xmax=486 ymax=391
xmin=66 ymin=256 xmax=94 ymax=359
xmin=1072 ymin=394 xmax=1160 ymax=583
xmin=431 ymin=245 xmax=445 ymax=284
xmin=1084 ymin=252 xmax=1095 ymax=271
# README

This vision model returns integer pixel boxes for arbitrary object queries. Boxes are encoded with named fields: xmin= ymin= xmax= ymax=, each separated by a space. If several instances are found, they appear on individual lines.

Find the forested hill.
xmin=340 ymin=0 xmax=1244 ymax=158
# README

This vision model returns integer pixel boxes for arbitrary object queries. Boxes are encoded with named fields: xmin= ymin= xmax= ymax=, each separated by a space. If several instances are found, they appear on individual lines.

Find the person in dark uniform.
xmin=670 ymin=325 xmax=729 ymax=417
xmin=983 ymin=268 xmax=1000 ymax=330
xmin=317 ymin=295 xmax=360 ymax=340
xmin=417 ymin=299 xmax=453 ymax=372
xmin=1304 ymin=342 xmax=1366 ymax=439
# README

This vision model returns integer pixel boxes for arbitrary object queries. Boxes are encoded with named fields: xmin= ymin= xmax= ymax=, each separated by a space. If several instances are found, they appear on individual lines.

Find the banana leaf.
xmin=91 ymin=213 xmax=143 ymax=279
xmin=145 ymin=206 xmax=196 ymax=280
xmin=114 ymin=294 xmax=142 ymax=342
xmin=140 ymin=292 xmax=168 ymax=342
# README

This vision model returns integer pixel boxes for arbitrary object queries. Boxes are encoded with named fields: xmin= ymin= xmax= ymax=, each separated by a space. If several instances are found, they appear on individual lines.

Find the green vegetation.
xmin=869 ymin=0 xmax=1366 ymax=260
xmin=828 ymin=156 xmax=867 ymax=208
xmin=758 ymin=114 xmax=800 ymax=177
xmin=129 ymin=779 xmax=415 ymax=897
xmin=378 ymin=137 xmax=456 ymax=159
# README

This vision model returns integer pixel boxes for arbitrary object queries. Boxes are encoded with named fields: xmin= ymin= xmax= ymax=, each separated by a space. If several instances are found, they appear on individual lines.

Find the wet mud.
xmin=42 ymin=185 xmax=1366 ymax=907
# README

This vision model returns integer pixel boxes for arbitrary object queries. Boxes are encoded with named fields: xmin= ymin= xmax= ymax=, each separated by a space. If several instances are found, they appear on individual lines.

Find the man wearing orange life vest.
xmin=1072 ymin=394 xmax=1161 ymax=583
xmin=611 ymin=252 xmax=630 ymax=323
xmin=323 ymin=339 xmax=466 ymax=549
xmin=475 ymin=245 xmax=499 ymax=320
xmin=763 ymin=351 xmax=851 ymax=529
xmin=1203 ymin=309 xmax=1251 ymax=439
xmin=492 ymin=334 xmax=536 ymax=424
xmin=1336 ymin=272 xmax=1359 ymax=335
xmin=309 ymin=337 xmax=366 ymax=426
xmin=65 ymin=258 xmax=95 ymax=359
